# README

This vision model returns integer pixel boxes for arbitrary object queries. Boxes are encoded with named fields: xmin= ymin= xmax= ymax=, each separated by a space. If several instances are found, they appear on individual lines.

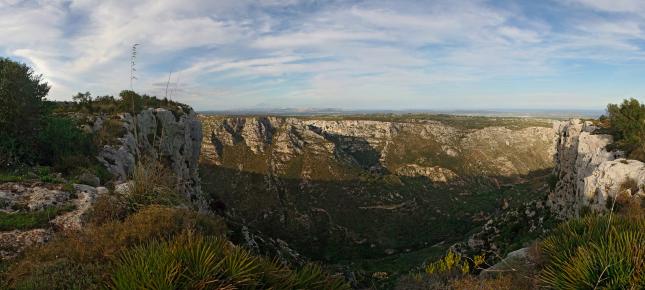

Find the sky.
xmin=1 ymin=0 xmax=645 ymax=111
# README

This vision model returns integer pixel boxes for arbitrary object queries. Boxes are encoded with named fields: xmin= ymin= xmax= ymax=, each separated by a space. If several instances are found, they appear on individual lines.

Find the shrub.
xmin=424 ymin=250 xmax=485 ymax=281
xmin=606 ymin=98 xmax=645 ymax=161
xmin=539 ymin=214 xmax=645 ymax=289
xmin=85 ymin=192 xmax=130 ymax=225
xmin=0 ymin=58 xmax=101 ymax=172
xmin=37 ymin=116 xmax=95 ymax=170
xmin=0 ymin=58 xmax=50 ymax=167
xmin=118 ymin=90 xmax=144 ymax=114
xmin=111 ymin=231 xmax=350 ymax=290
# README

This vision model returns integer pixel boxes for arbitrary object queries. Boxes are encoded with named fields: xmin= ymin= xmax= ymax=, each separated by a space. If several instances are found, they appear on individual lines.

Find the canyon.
xmin=198 ymin=114 xmax=645 ymax=273
xmin=198 ymin=115 xmax=558 ymax=262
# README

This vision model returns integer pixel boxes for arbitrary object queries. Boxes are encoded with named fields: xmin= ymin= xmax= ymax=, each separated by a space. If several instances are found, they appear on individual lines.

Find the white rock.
xmin=548 ymin=119 xmax=639 ymax=218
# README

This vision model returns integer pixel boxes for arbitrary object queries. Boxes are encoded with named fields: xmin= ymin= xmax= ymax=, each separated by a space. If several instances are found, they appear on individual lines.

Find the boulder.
xmin=479 ymin=247 xmax=533 ymax=278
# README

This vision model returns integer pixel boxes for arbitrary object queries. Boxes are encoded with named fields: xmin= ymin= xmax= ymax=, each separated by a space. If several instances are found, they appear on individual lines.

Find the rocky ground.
xmin=0 ymin=181 xmax=106 ymax=260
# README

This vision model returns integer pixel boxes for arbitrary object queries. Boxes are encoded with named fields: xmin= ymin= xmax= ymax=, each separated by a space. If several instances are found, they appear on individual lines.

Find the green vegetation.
xmin=0 ymin=58 xmax=100 ymax=179
xmin=0 ymin=205 xmax=75 ymax=231
xmin=0 ymin=57 xmax=50 ymax=167
xmin=602 ymin=98 xmax=645 ymax=161
xmin=394 ymin=248 xmax=533 ymax=290
xmin=540 ymin=213 xmax=645 ymax=289
xmin=58 ymin=90 xmax=191 ymax=116
xmin=37 ymin=116 xmax=94 ymax=171
xmin=112 ymin=231 xmax=350 ymax=290
xmin=425 ymin=250 xmax=485 ymax=279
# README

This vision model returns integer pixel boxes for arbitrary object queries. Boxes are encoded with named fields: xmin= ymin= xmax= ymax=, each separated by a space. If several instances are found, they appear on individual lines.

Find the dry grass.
xmin=123 ymin=159 xmax=184 ymax=210
xmin=93 ymin=118 xmax=126 ymax=146
xmin=3 ymin=206 xmax=227 ymax=289
xmin=449 ymin=275 xmax=515 ymax=290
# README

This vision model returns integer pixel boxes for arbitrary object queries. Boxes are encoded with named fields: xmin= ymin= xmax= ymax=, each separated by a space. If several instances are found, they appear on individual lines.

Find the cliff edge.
xmin=549 ymin=119 xmax=645 ymax=217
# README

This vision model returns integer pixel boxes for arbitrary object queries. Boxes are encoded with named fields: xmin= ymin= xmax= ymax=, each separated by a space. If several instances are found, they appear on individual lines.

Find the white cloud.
xmin=0 ymin=0 xmax=644 ymax=109
xmin=567 ymin=0 xmax=645 ymax=12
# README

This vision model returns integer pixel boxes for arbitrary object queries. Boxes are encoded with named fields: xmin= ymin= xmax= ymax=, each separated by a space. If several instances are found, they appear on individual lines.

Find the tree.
xmin=0 ymin=58 xmax=50 ymax=166
xmin=119 ymin=90 xmax=143 ymax=113
xmin=607 ymin=98 xmax=645 ymax=161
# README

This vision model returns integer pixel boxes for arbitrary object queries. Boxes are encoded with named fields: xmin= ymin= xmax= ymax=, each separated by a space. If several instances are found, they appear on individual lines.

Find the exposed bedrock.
xmin=548 ymin=119 xmax=645 ymax=218
xmin=94 ymin=108 xmax=202 ymax=199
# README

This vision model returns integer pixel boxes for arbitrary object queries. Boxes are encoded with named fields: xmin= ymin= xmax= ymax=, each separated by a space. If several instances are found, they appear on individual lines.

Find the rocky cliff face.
xmin=202 ymin=116 xmax=556 ymax=178
xmin=200 ymin=115 xmax=557 ymax=260
xmin=548 ymin=119 xmax=645 ymax=218
xmin=95 ymin=108 xmax=202 ymax=199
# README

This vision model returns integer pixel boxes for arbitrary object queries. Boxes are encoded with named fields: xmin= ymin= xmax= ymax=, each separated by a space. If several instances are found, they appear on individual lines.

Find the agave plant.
xmin=111 ymin=231 xmax=351 ymax=290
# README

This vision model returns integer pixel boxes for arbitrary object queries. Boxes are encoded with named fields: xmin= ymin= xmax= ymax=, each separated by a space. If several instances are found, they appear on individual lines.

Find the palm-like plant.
xmin=111 ymin=231 xmax=351 ymax=290
xmin=540 ymin=214 xmax=645 ymax=289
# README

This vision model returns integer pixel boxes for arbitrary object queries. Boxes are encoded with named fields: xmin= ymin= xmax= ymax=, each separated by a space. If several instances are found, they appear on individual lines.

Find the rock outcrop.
xmin=548 ymin=119 xmax=645 ymax=218
xmin=395 ymin=164 xmax=459 ymax=183
xmin=96 ymin=108 xmax=202 ymax=199
xmin=51 ymin=184 xmax=108 ymax=231
xmin=201 ymin=116 xmax=557 ymax=178
xmin=0 ymin=229 xmax=51 ymax=260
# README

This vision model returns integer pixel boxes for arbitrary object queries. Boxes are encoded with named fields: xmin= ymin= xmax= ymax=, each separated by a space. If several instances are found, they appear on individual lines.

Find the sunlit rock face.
xmin=548 ymin=119 xmax=644 ymax=218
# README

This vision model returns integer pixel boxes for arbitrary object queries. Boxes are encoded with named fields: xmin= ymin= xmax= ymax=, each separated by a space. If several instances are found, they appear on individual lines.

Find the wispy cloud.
xmin=1 ymin=0 xmax=644 ymax=110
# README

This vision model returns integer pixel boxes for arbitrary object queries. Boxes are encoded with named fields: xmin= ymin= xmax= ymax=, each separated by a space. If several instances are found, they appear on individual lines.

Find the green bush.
xmin=111 ymin=231 xmax=350 ymax=290
xmin=0 ymin=58 xmax=50 ymax=167
xmin=0 ymin=58 xmax=101 ymax=173
xmin=606 ymin=98 xmax=645 ymax=161
xmin=37 ymin=116 xmax=95 ymax=169
xmin=540 ymin=214 xmax=645 ymax=289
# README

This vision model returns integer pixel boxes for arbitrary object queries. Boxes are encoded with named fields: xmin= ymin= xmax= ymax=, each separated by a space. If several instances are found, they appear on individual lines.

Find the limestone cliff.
xmin=548 ymin=119 xmax=645 ymax=218
xmin=201 ymin=116 xmax=556 ymax=178
xmin=95 ymin=108 xmax=202 ymax=199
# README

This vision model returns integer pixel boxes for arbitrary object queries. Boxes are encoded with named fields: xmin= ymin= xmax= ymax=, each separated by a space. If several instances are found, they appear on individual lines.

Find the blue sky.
xmin=1 ymin=0 xmax=644 ymax=110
